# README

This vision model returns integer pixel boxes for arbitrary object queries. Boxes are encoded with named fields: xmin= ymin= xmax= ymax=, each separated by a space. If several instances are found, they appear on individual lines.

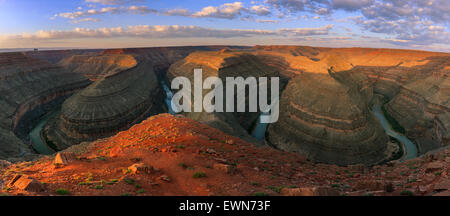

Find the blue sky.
xmin=0 ymin=0 xmax=448 ymax=52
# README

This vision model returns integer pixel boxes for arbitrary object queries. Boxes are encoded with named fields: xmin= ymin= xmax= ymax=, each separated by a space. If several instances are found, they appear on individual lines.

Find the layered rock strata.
xmin=102 ymin=46 xmax=248 ymax=75
xmin=0 ymin=52 xmax=91 ymax=159
xmin=267 ymin=73 xmax=388 ymax=165
xmin=385 ymin=57 xmax=450 ymax=152
xmin=168 ymin=50 xmax=284 ymax=140
xmin=257 ymin=47 xmax=449 ymax=164
xmin=45 ymin=58 xmax=166 ymax=149
xmin=60 ymin=54 xmax=137 ymax=80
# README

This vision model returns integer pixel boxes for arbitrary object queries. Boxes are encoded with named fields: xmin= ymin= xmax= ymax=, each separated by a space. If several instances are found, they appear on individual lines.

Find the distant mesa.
xmin=60 ymin=54 xmax=138 ymax=80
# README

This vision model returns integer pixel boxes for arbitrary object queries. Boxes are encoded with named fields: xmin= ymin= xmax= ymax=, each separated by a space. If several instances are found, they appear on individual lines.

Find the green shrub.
xmin=56 ymin=189 xmax=70 ymax=195
xmin=178 ymin=163 xmax=188 ymax=169
xmin=136 ymin=189 xmax=146 ymax=194
xmin=400 ymin=190 xmax=414 ymax=196
xmin=193 ymin=172 xmax=207 ymax=178
xmin=267 ymin=186 xmax=284 ymax=194
xmin=253 ymin=192 xmax=268 ymax=196
xmin=121 ymin=193 xmax=133 ymax=196
xmin=250 ymin=181 xmax=260 ymax=186
xmin=124 ymin=178 xmax=135 ymax=185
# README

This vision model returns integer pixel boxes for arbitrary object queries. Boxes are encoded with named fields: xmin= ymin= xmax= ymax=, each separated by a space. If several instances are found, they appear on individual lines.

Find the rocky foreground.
xmin=0 ymin=114 xmax=448 ymax=196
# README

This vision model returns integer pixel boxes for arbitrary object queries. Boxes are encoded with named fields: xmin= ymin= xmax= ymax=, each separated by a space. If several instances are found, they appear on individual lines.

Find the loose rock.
xmin=7 ymin=174 xmax=43 ymax=192
xmin=128 ymin=163 xmax=153 ymax=174
xmin=54 ymin=152 xmax=76 ymax=165
xmin=213 ymin=163 xmax=235 ymax=174
xmin=280 ymin=187 xmax=340 ymax=196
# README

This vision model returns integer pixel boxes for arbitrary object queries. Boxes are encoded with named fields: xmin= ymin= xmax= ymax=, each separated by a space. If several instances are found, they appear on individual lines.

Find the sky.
xmin=0 ymin=0 xmax=448 ymax=52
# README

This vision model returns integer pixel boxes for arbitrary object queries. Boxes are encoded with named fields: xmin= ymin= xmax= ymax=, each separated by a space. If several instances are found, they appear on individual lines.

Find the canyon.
xmin=0 ymin=46 xmax=448 ymax=168
xmin=0 ymin=52 xmax=91 ymax=161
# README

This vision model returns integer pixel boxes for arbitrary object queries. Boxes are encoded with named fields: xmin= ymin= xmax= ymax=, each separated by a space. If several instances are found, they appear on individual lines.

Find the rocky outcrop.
xmin=0 ymin=52 xmax=91 ymax=160
xmin=259 ymin=47 xmax=449 ymax=164
xmin=45 ymin=57 xmax=166 ymax=149
xmin=167 ymin=50 xmax=283 ymax=141
xmin=385 ymin=57 xmax=450 ymax=152
xmin=60 ymin=54 xmax=137 ymax=80
xmin=7 ymin=174 xmax=44 ymax=192
xmin=267 ymin=73 xmax=388 ymax=165
xmin=103 ymin=46 xmax=248 ymax=75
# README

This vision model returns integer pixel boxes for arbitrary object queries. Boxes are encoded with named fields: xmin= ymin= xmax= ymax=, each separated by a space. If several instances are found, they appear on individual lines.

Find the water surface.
xmin=372 ymin=103 xmax=417 ymax=160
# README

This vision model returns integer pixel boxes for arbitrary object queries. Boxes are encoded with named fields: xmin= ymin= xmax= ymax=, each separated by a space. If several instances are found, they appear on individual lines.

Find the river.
xmin=372 ymin=103 xmax=417 ymax=160
xmin=160 ymin=81 xmax=176 ymax=115
xmin=29 ymin=111 xmax=57 ymax=155
xmin=161 ymin=79 xmax=269 ymax=141
xmin=251 ymin=112 xmax=270 ymax=141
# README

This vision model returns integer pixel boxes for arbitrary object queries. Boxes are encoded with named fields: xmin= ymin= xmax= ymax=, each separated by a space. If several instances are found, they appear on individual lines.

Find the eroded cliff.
xmin=46 ymin=57 xmax=165 ymax=149
xmin=0 ymin=52 xmax=91 ymax=160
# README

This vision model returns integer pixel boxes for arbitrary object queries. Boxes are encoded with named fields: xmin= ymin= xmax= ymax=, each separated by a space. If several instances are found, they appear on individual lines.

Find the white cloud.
xmin=193 ymin=2 xmax=247 ymax=19
xmin=331 ymin=0 xmax=373 ymax=11
xmin=57 ymin=6 xmax=157 ymax=19
xmin=279 ymin=24 xmax=334 ymax=36
xmin=58 ymin=2 xmax=273 ymax=22
xmin=2 ymin=24 xmax=333 ymax=42
xmin=164 ymin=9 xmax=191 ymax=16
xmin=250 ymin=5 xmax=271 ymax=16
xmin=70 ymin=18 xmax=101 ymax=24
xmin=255 ymin=19 xmax=280 ymax=23
xmin=265 ymin=0 xmax=450 ymax=49
xmin=85 ymin=0 xmax=144 ymax=5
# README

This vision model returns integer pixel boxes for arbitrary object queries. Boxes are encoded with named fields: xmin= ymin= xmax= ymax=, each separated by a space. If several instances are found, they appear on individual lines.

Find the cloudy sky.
xmin=0 ymin=0 xmax=448 ymax=52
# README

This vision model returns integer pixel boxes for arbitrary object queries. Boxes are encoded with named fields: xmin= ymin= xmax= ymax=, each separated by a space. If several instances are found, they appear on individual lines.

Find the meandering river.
xmin=28 ymin=84 xmax=417 ymax=162
xmin=29 ymin=111 xmax=57 ymax=155
xmin=252 ymin=112 xmax=270 ymax=141
xmin=160 ymin=81 xmax=176 ymax=115
xmin=372 ymin=103 xmax=417 ymax=160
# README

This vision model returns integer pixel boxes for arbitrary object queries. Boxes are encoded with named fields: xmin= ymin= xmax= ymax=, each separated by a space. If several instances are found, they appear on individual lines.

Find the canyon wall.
xmin=267 ymin=73 xmax=388 ymax=165
xmin=384 ymin=57 xmax=450 ymax=153
xmin=60 ymin=54 xmax=138 ymax=80
xmin=0 ymin=52 xmax=91 ymax=160
xmin=46 ymin=57 xmax=166 ymax=149
xmin=0 ymin=46 xmax=447 ymax=165
xmin=167 ymin=50 xmax=285 ymax=141
xmin=43 ymin=46 xmax=240 ymax=150
xmin=259 ymin=47 xmax=449 ymax=164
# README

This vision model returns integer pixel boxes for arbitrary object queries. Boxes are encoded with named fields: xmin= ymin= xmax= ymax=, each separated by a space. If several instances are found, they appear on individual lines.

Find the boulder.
xmin=54 ymin=152 xmax=76 ymax=165
xmin=425 ymin=161 xmax=446 ymax=173
xmin=354 ymin=180 xmax=392 ymax=192
xmin=280 ymin=187 xmax=340 ymax=196
xmin=160 ymin=175 xmax=170 ymax=182
xmin=432 ymin=190 xmax=450 ymax=196
xmin=128 ymin=163 xmax=153 ymax=174
xmin=432 ymin=179 xmax=450 ymax=191
xmin=213 ymin=163 xmax=236 ymax=174
xmin=7 ymin=174 xmax=43 ymax=192
xmin=0 ymin=160 xmax=11 ymax=169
